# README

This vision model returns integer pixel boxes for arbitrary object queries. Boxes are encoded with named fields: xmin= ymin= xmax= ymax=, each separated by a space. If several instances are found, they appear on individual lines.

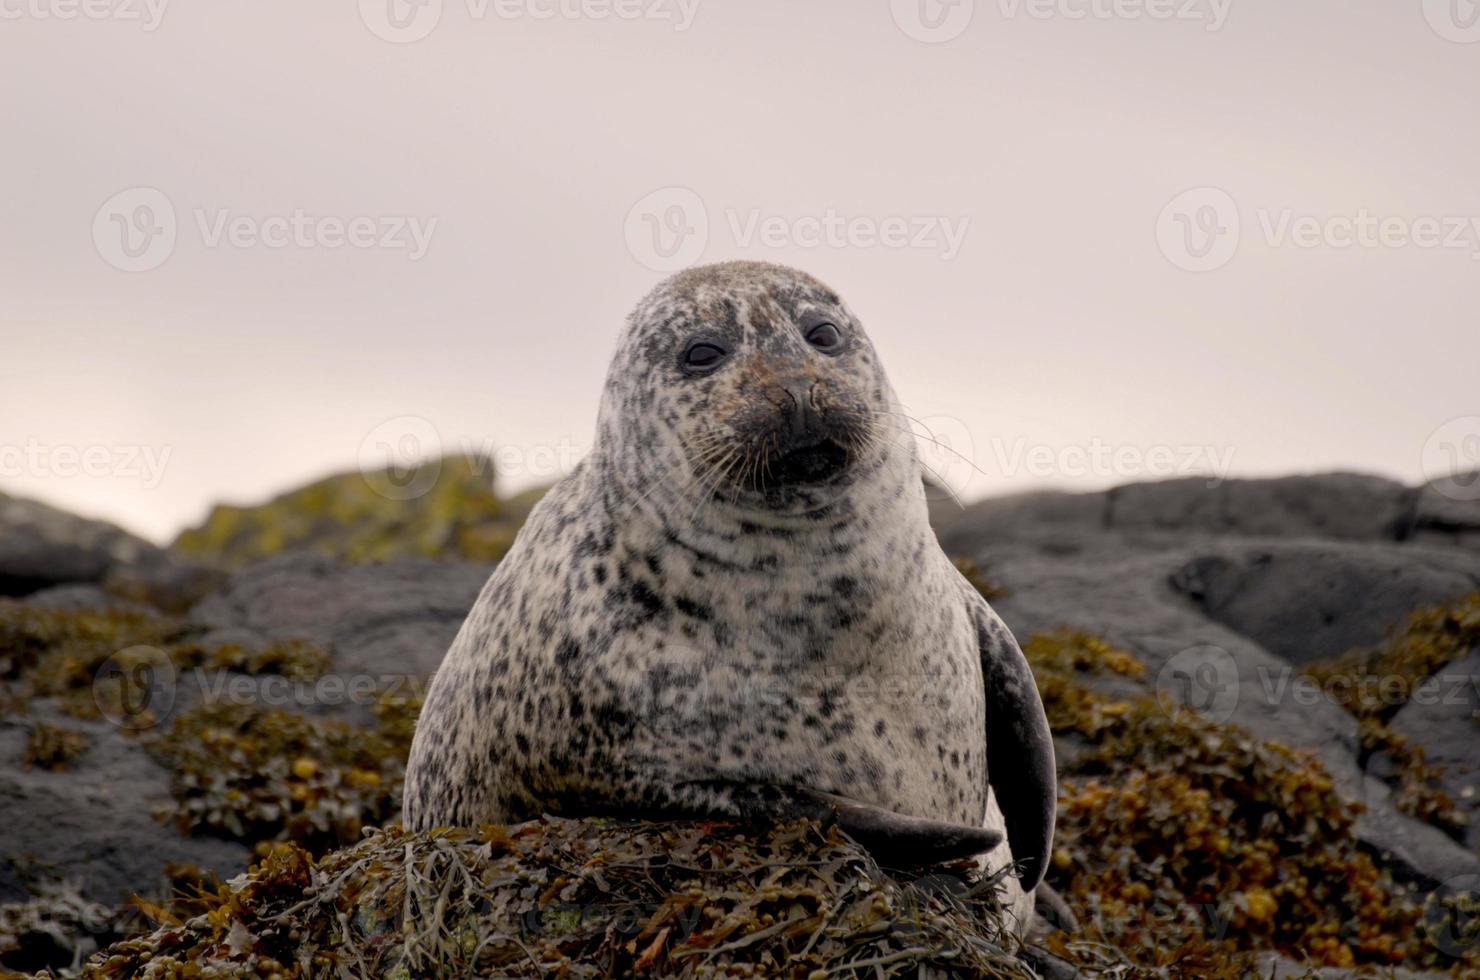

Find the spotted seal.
xmin=403 ymin=261 xmax=1056 ymax=926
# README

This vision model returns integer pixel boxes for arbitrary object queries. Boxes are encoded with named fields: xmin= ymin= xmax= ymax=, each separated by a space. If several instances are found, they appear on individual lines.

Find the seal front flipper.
xmin=690 ymin=783 xmax=1004 ymax=866
xmin=972 ymin=601 xmax=1057 ymax=890
xmin=794 ymin=789 xmax=1004 ymax=866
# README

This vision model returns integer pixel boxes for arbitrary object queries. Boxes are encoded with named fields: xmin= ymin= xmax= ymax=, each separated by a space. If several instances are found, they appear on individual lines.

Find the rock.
xmin=938 ymin=472 xmax=1480 ymax=552
xmin=946 ymin=533 xmax=1480 ymax=892
xmin=1104 ymin=473 xmax=1414 ymax=540
xmin=0 ymin=706 xmax=250 ymax=907
xmin=1408 ymin=473 xmax=1480 ymax=549
xmin=171 ymin=454 xmax=529 ymax=568
xmin=1389 ymin=652 xmax=1480 ymax=850
xmin=1169 ymin=542 xmax=1480 ymax=665
xmin=0 ymin=494 xmax=165 ymax=598
xmin=188 ymin=552 xmax=493 ymax=680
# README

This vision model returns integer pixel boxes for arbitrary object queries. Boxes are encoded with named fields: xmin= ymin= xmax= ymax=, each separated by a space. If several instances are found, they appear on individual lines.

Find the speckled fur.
xmin=404 ymin=261 xmax=1055 ymax=930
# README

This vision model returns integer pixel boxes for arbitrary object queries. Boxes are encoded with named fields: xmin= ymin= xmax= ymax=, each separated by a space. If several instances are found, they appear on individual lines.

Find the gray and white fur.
xmin=404 ymin=261 xmax=1056 ymax=929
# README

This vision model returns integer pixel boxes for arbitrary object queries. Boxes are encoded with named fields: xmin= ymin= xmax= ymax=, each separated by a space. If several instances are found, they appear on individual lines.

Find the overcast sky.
xmin=2 ymin=0 xmax=1478 ymax=543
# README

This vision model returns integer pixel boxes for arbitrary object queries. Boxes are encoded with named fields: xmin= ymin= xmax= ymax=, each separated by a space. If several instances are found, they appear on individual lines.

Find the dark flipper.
xmin=972 ymin=600 xmax=1057 ymax=890
xmin=665 ymin=781 xmax=1004 ymax=867
xmin=798 ymin=789 xmax=1004 ymax=866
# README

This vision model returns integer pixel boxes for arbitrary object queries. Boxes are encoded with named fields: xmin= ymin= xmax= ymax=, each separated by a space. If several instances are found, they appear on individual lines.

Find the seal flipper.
xmin=972 ymin=601 xmax=1057 ymax=891
xmin=796 ymin=789 xmax=1004 ymax=866
xmin=667 ymin=781 xmax=1003 ymax=866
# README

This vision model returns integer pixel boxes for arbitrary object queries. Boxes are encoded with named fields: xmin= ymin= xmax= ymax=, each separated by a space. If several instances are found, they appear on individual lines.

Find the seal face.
xmin=404 ymin=261 xmax=1056 ymax=927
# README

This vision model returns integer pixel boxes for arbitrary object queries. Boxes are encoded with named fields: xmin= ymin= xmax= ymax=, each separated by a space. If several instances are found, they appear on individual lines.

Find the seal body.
xmin=404 ymin=262 xmax=1055 ymax=929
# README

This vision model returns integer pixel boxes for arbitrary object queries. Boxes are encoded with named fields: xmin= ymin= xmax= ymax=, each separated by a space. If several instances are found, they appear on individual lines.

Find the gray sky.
xmin=3 ymin=0 xmax=1478 ymax=543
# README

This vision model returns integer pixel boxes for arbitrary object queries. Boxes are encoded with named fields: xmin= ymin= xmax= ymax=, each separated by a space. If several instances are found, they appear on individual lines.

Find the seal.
xmin=403 ymin=261 xmax=1056 ymax=927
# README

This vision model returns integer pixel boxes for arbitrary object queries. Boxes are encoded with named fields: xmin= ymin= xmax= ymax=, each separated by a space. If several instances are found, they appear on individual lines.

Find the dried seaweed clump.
xmin=1302 ymin=592 xmax=1479 ymax=838
xmin=79 ymin=819 xmax=1057 ymax=979
xmin=21 ymin=722 xmax=91 ymax=771
xmin=1023 ymin=630 xmax=1477 ymax=975
xmin=147 ymin=691 xmax=422 ymax=854
xmin=0 ymin=600 xmax=334 ymax=730
xmin=0 ymin=601 xmax=179 ymax=718
xmin=0 ymin=881 xmax=134 ymax=977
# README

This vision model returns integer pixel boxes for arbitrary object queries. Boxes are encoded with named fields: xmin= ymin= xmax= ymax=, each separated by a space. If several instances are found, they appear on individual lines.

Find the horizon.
xmin=4 ymin=1 xmax=1479 ymax=544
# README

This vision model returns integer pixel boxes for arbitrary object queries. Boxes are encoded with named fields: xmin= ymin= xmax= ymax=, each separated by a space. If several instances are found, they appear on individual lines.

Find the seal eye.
xmin=683 ymin=343 xmax=727 ymax=372
xmin=806 ymin=322 xmax=842 ymax=352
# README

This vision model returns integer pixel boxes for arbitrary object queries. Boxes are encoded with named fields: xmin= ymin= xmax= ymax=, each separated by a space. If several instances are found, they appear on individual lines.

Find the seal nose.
xmin=782 ymin=380 xmax=822 ymax=440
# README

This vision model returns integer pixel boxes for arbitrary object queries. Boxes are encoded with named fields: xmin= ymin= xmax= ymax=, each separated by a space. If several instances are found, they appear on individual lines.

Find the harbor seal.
xmin=404 ymin=261 xmax=1056 ymax=926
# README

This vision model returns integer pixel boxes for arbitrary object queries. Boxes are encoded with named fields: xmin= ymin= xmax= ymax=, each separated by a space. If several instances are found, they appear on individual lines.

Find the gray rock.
xmin=0 ymin=494 xmax=164 ymax=597
xmin=189 ymin=551 xmax=493 ymax=680
xmin=0 ymin=706 xmax=250 ymax=907
xmin=1389 ymin=652 xmax=1480 ymax=850
xmin=947 ymin=533 xmax=1480 ymax=891
xmin=1105 ymin=472 xmax=1413 ymax=540
xmin=1169 ymin=542 xmax=1480 ymax=665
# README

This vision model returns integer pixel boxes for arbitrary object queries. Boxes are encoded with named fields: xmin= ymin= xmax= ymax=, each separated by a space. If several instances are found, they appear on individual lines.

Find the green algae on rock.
xmin=172 ymin=455 xmax=540 ymax=568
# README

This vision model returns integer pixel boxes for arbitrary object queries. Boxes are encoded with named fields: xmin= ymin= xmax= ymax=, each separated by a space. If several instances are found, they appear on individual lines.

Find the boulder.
xmin=1169 ymin=542 xmax=1480 ymax=665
